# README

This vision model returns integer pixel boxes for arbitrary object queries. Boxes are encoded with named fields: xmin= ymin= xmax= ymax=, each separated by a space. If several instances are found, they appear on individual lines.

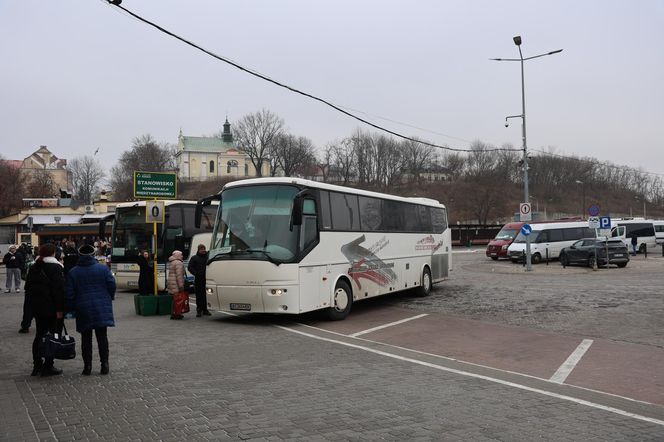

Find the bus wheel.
xmin=415 ymin=267 xmax=432 ymax=297
xmin=327 ymin=280 xmax=352 ymax=321
xmin=531 ymin=253 xmax=542 ymax=264
xmin=639 ymin=244 xmax=646 ymax=254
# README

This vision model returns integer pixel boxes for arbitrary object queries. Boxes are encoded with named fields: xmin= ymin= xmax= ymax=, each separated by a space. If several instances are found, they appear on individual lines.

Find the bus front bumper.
xmin=206 ymin=284 xmax=300 ymax=314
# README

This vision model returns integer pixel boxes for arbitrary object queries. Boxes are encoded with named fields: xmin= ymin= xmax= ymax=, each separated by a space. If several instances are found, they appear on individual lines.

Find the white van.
xmin=652 ymin=220 xmax=664 ymax=245
xmin=610 ymin=218 xmax=658 ymax=253
xmin=507 ymin=221 xmax=594 ymax=263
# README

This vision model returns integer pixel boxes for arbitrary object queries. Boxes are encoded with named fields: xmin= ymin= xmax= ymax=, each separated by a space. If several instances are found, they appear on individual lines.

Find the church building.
xmin=175 ymin=119 xmax=268 ymax=181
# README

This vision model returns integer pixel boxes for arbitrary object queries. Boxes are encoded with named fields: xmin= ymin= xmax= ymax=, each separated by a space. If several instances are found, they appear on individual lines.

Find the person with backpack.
xmin=24 ymin=244 xmax=65 ymax=377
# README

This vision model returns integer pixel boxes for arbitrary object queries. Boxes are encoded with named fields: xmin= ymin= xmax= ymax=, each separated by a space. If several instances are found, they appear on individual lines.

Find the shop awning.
xmin=19 ymin=215 xmax=82 ymax=225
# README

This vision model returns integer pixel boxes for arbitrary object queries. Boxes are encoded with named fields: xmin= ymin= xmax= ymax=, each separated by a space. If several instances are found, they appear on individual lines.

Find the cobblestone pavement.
xmin=387 ymin=249 xmax=664 ymax=348
xmin=1 ymin=258 xmax=664 ymax=440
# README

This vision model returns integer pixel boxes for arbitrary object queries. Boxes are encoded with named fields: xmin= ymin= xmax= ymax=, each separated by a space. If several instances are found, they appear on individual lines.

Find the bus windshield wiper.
xmin=245 ymin=248 xmax=281 ymax=265
xmin=208 ymin=247 xmax=234 ymax=262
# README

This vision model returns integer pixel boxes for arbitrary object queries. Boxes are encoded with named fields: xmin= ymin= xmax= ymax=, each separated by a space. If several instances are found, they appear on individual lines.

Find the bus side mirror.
xmin=195 ymin=194 xmax=221 ymax=228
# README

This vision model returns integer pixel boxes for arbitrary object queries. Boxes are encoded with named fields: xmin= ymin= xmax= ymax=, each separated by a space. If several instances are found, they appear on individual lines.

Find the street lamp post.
xmin=492 ymin=36 xmax=562 ymax=272
xmin=575 ymin=180 xmax=586 ymax=219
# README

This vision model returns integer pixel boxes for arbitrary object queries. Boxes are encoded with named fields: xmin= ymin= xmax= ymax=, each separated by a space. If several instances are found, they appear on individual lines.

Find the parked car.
xmin=559 ymin=238 xmax=629 ymax=268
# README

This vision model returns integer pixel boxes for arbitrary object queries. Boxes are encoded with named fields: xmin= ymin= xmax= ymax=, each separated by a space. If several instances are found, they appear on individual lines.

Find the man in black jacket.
xmin=187 ymin=244 xmax=210 ymax=317
xmin=62 ymin=241 xmax=79 ymax=275
xmin=3 ymin=245 xmax=24 ymax=293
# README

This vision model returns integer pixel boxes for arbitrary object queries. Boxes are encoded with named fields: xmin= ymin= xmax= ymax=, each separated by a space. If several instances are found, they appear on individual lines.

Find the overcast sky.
xmin=1 ymin=0 xmax=663 ymax=179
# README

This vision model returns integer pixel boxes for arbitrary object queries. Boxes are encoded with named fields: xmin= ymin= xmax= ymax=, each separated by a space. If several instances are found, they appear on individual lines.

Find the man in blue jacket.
xmin=66 ymin=244 xmax=116 ymax=376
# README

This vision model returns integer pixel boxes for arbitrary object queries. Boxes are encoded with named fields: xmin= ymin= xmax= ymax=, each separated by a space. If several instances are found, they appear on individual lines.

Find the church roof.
xmin=179 ymin=136 xmax=235 ymax=153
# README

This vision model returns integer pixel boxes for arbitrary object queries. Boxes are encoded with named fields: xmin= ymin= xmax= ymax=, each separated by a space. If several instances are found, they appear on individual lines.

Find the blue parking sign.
xmin=599 ymin=216 xmax=611 ymax=229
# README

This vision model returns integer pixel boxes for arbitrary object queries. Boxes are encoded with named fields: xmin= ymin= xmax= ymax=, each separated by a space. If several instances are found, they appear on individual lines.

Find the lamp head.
xmin=513 ymin=36 xmax=522 ymax=46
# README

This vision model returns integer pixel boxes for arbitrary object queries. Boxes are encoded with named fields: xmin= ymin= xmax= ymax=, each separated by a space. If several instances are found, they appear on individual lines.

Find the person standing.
xmin=630 ymin=234 xmax=638 ymax=256
xmin=167 ymin=250 xmax=186 ymax=320
xmin=137 ymin=250 xmax=154 ymax=295
xmin=187 ymin=244 xmax=211 ymax=317
xmin=24 ymin=244 xmax=65 ymax=376
xmin=3 ymin=245 xmax=24 ymax=293
xmin=62 ymin=241 xmax=78 ymax=276
xmin=66 ymin=244 xmax=116 ymax=376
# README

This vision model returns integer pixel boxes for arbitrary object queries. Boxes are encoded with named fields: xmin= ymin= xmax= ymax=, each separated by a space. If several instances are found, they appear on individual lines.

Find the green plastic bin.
xmin=133 ymin=294 xmax=141 ymax=315
xmin=157 ymin=294 xmax=173 ymax=315
xmin=137 ymin=295 xmax=158 ymax=316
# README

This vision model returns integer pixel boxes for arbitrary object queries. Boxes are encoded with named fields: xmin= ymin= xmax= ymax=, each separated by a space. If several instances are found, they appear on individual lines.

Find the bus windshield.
xmin=211 ymin=185 xmax=299 ymax=263
xmin=112 ymin=206 xmax=154 ymax=262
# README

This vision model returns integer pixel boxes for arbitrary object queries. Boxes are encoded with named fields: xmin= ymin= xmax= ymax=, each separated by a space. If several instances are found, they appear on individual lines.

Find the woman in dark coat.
xmin=66 ymin=244 xmax=116 ymax=375
xmin=137 ymin=250 xmax=154 ymax=295
xmin=24 ymin=243 xmax=65 ymax=376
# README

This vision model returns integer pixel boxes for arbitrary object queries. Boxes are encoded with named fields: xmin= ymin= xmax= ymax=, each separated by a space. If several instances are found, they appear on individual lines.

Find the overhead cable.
xmin=104 ymin=1 xmax=519 ymax=153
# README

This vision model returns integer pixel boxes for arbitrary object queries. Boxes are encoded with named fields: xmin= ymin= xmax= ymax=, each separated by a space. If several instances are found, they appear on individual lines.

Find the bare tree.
xmin=272 ymin=133 xmax=317 ymax=177
xmin=331 ymin=139 xmax=356 ymax=185
xmin=234 ymin=109 xmax=284 ymax=177
xmin=318 ymin=143 xmax=335 ymax=182
xmin=109 ymin=134 xmax=176 ymax=201
xmin=0 ymin=156 xmax=24 ymax=216
xmin=69 ymin=155 xmax=106 ymax=204
xmin=26 ymin=169 xmax=57 ymax=198
xmin=403 ymin=138 xmax=435 ymax=184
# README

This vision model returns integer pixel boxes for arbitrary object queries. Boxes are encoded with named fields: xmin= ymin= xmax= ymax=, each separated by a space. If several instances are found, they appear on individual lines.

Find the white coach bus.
xmin=196 ymin=178 xmax=451 ymax=320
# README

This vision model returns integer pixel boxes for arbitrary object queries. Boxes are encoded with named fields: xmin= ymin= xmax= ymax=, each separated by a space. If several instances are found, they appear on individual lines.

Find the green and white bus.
xmin=197 ymin=177 xmax=451 ymax=320
xmin=106 ymin=200 xmax=217 ymax=290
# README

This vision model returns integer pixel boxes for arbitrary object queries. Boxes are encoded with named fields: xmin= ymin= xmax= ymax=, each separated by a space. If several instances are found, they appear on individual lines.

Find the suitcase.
xmin=172 ymin=291 xmax=190 ymax=316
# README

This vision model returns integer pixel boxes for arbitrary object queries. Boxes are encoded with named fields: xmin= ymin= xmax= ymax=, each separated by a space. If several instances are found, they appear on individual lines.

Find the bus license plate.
xmin=230 ymin=303 xmax=251 ymax=311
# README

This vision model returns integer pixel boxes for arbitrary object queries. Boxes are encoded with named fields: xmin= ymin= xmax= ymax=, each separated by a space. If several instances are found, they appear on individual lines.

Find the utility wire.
xmin=104 ymin=1 xmax=518 ymax=153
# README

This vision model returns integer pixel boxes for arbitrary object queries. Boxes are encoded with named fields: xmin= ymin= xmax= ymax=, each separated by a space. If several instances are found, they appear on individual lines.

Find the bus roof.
xmin=223 ymin=177 xmax=445 ymax=208
xmin=114 ymin=200 xmax=204 ymax=209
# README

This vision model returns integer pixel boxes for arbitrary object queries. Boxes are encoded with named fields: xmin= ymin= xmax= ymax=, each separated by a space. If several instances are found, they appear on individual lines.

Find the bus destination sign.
xmin=134 ymin=171 xmax=177 ymax=199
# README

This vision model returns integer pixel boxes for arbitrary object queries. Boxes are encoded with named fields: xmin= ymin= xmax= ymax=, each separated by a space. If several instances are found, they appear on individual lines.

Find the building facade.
xmin=175 ymin=119 xmax=269 ymax=181
xmin=21 ymin=145 xmax=73 ymax=193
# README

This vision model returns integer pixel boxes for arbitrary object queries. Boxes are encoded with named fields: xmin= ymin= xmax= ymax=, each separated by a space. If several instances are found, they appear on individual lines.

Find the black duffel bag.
xmin=39 ymin=323 xmax=76 ymax=360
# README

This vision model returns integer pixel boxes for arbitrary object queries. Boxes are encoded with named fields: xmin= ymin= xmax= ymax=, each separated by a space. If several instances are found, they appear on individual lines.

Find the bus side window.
xmin=319 ymin=191 xmax=332 ymax=230
xmin=431 ymin=208 xmax=447 ymax=233
xmin=300 ymin=199 xmax=318 ymax=251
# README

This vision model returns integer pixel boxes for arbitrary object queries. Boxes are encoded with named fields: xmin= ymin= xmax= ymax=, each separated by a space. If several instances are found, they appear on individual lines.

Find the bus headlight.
xmin=206 ymin=287 xmax=216 ymax=296
xmin=268 ymin=288 xmax=287 ymax=296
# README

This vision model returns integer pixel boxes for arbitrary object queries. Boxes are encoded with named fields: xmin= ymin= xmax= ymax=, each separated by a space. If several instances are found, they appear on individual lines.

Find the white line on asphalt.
xmin=276 ymin=325 xmax=664 ymax=427
xmin=550 ymin=339 xmax=594 ymax=384
xmin=297 ymin=322 xmax=654 ymax=406
xmin=349 ymin=314 xmax=429 ymax=337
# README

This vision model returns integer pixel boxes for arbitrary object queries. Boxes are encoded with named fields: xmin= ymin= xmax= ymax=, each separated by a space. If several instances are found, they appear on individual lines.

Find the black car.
xmin=560 ymin=238 xmax=629 ymax=268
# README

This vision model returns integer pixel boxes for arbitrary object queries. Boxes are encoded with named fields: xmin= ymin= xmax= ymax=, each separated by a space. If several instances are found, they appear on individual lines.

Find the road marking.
xmin=550 ymin=339 xmax=594 ymax=384
xmin=276 ymin=325 xmax=664 ymax=427
xmin=349 ymin=314 xmax=428 ymax=337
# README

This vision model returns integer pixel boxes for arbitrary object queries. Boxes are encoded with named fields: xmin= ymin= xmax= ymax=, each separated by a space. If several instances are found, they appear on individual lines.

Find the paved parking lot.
xmin=388 ymin=249 xmax=664 ymax=347
xmin=0 ymin=251 xmax=663 ymax=441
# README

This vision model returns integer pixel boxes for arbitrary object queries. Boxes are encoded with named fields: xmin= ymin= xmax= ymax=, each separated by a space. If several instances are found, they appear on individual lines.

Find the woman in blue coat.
xmin=66 ymin=244 xmax=116 ymax=375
